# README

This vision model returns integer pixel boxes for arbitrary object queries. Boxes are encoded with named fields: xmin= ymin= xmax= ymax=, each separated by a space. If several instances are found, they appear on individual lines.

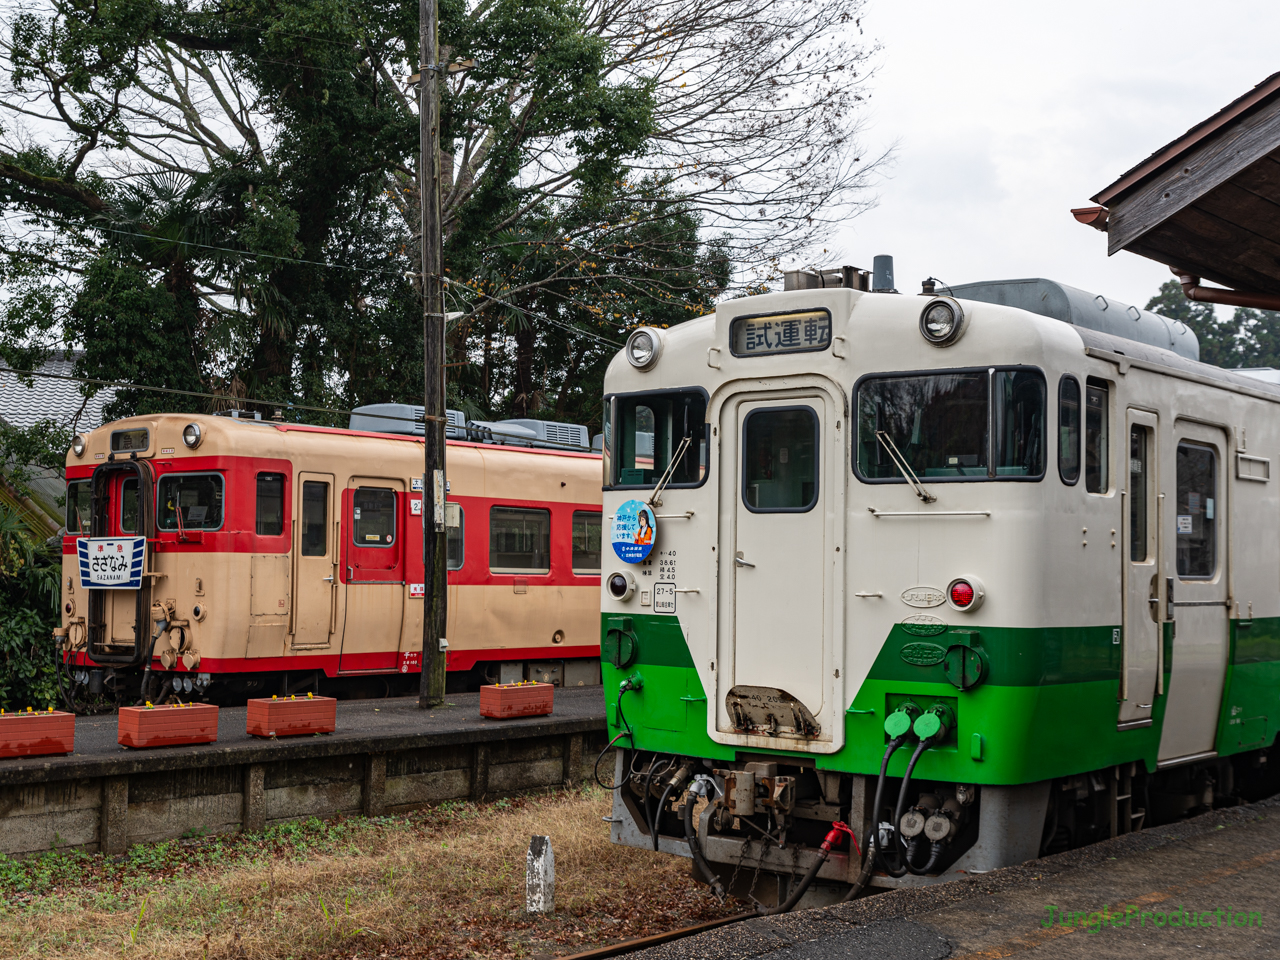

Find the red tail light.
xmin=949 ymin=580 xmax=975 ymax=608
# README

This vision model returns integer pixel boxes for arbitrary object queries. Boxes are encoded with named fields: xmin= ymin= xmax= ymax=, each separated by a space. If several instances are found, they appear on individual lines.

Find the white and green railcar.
xmin=599 ymin=273 xmax=1280 ymax=908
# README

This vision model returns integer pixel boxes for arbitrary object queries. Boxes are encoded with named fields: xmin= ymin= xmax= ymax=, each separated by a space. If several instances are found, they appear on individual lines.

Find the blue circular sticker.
xmin=611 ymin=499 xmax=657 ymax=563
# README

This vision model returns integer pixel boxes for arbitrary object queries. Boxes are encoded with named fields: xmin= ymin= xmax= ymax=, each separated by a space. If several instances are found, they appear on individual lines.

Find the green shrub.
xmin=0 ymin=503 xmax=60 ymax=709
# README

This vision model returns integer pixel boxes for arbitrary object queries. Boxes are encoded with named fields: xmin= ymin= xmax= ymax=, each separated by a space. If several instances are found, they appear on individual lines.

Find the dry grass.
xmin=0 ymin=788 xmax=739 ymax=959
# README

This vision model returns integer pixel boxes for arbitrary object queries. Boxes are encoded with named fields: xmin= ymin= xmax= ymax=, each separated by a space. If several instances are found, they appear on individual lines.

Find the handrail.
xmin=867 ymin=508 xmax=990 ymax=518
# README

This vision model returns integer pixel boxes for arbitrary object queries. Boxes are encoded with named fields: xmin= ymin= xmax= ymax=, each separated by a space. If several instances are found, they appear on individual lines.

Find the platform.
xmin=632 ymin=795 xmax=1280 ymax=960
xmin=0 ymin=687 xmax=607 ymax=857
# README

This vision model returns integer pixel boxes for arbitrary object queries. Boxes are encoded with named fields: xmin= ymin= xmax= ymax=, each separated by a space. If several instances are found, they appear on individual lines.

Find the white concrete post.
xmin=526 ymin=835 xmax=555 ymax=913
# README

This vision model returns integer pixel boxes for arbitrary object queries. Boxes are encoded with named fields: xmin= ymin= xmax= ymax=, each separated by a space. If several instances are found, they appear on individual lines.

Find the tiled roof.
xmin=0 ymin=355 xmax=116 ymax=431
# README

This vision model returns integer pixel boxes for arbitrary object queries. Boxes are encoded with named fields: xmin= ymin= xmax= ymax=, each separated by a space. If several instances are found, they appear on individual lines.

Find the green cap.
xmin=913 ymin=712 xmax=943 ymax=740
xmin=884 ymin=710 xmax=914 ymax=738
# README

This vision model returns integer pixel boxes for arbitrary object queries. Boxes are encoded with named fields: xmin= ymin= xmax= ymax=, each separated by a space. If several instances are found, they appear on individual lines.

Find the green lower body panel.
xmin=603 ymin=614 xmax=1279 ymax=785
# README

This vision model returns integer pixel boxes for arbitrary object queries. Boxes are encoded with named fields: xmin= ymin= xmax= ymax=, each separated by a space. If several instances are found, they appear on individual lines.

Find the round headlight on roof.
xmin=182 ymin=423 xmax=202 ymax=449
xmin=70 ymin=435 xmax=86 ymax=458
xmin=625 ymin=327 xmax=663 ymax=370
xmin=919 ymin=296 xmax=968 ymax=346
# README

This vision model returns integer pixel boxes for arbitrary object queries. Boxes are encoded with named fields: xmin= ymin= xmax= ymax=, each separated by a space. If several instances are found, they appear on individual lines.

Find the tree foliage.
xmin=0 ymin=0 xmax=880 ymax=458
xmin=1146 ymin=279 xmax=1280 ymax=369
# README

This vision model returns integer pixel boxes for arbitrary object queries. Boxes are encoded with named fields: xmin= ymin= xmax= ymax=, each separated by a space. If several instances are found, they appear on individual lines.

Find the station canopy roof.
xmin=1075 ymin=71 xmax=1280 ymax=297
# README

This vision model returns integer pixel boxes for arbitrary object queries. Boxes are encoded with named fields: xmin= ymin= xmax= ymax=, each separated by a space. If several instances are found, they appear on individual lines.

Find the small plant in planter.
xmin=0 ymin=707 xmax=75 ymax=758
xmin=118 ymin=701 xmax=219 ymax=748
xmin=246 ymin=693 xmax=337 ymax=738
xmin=479 ymin=681 xmax=555 ymax=719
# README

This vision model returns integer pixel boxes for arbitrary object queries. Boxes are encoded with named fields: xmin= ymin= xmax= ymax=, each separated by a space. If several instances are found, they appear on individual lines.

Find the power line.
xmin=0 ymin=364 xmax=406 ymax=426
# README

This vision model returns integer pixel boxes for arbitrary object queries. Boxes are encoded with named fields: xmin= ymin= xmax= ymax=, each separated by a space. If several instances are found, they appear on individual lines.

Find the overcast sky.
xmin=827 ymin=0 xmax=1279 ymax=310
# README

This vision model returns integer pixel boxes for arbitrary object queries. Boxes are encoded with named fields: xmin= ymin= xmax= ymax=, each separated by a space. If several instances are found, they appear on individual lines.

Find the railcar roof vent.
xmin=784 ymin=265 xmax=871 ymax=291
xmin=470 ymin=418 xmax=591 ymax=451
xmin=348 ymin=403 xmax=467 ymax=438
xmin=945 ymin=278 xmax=1200 ymax=362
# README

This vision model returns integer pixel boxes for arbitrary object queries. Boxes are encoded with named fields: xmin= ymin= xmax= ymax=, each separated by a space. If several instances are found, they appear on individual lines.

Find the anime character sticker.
xmin=611 ymin=499 xmax=657 ymax=563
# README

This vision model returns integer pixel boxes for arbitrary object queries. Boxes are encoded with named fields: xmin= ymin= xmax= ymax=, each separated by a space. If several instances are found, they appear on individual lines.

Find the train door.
xmin=715 ymin=391 xmax=840 ymax=747
xmin=292 ymin=472 xmax=344 ymax=650
xmin=1158 ymin=423 xmax=1230 ymax=761
xmin=1120 ymin=410 xmax=1159 ymax=725
xmin=340 ymin=477 xmax=406 ymax=672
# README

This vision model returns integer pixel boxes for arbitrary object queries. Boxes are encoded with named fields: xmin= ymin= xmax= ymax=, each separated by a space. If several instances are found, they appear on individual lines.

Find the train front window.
xmin=743 ymin=407 xmax=818 ymax=511
xmin=256 ymin=473 xmax=285 ymax=536
xmin=157 ymin=473 xmax=224 ymax=530
xmin=66 ymin=479 xmax=91 ymax=533
xmin=1176 ymin=443 xmax=1216 ymax=578
xmin=352 ymin=487 xmax=396 ymax=547
xmin=856 ymin=368 xmax=1046 ymax=482
xmin=120 ymin=478 xmax=139 ymax=533
xmin=607 ymin=390 xmax=708 ymax=488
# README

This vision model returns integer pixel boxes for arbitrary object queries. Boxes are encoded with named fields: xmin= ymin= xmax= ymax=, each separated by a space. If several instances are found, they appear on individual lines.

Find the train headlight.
xmin=182 ymin=423 xmax=202 ymax=449
xmin=946 ymin=577 xmax=985 ymax=612
xmin=607 ymin=571 xmax=636 ymax=602
xmin=919 ymin=297 xmax=967 ymax=346
xmin=70 ymin=434 xmax=86 ymax=458
xmin=625 ymin=327 xmax=663 ymax=370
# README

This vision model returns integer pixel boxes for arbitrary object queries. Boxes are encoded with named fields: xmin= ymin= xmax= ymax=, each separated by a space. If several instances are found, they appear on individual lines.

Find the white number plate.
xmin=77 ymin=537 xmax=147 ymax=589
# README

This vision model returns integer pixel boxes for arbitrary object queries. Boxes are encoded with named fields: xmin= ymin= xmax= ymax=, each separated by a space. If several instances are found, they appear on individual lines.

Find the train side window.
xmin=157 ymin=473 xmax=225 ymax=530
xmin=572 ymin=510 xmax=602 ymax=574
xmin=1084 ymin=379 xmax=1109 ymax=493
xmin=743 ymin=406 xmax=818 ymax=512
xmin=1129 ymin=427 xmax=1149 ymax=562
xmin=447 ymin=505 xmax=465 ymax=571
xmin=301 ymin=481 xmax=328 ymax=556
xmin=256 ymin=473 xmax=285 ymax=536
xmin=120 ymin=478 xmax=139 ymax=533
xmin=993 ymin=370 xmax=1046 ymax=477
xmin=352 ymin=487 xmax=396 ymax=547
xmin=1058 ymin=376 xmax=1081 ymax=484
xmin=489 ymin=506 xmax=550 ymax=573
xmin=66 ymin=479 xmax=91 ymax=534
xmin=1176 ymin=443 xmax=1216 ymax=578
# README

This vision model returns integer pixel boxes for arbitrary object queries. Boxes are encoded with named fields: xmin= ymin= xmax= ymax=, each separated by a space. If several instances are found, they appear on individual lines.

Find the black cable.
xmin=682 ymin=788 xmax=725 ymax=899
xmin=653 ymin=773 xmax=680 ymax=852
xmin=592 ymin=730 xmax=632 ymax=790
xmin=890 ymin=738 xmax=936 ymax=877
xmin=854 ymin=735 xmax=907 ymax=886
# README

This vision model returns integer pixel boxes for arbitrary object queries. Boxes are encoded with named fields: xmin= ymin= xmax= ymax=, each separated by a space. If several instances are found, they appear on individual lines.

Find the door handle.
xmin=323 ymin=576 xmax=334 ymax=582
xmin=734 ymin=556 xmax=755 ymax=568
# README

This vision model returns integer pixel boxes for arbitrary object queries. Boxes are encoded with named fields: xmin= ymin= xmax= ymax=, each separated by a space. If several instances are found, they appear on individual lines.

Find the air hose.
xmin=760 ymin=821 xmax=856 ymax=915
xmin=683 ymin=775 xmax=726 ymax=899
xmin=652 ymin=765 xmax=692 ymax=851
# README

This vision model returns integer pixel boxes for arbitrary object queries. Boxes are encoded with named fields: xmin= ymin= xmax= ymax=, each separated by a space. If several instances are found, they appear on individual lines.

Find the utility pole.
xmin=419 ymin=0 xmax=447 ymax=708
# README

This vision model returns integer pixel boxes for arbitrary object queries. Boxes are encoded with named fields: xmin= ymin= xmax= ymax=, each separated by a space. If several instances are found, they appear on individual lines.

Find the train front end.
xmin=600 ymin=282 xmax=1126 ymax=906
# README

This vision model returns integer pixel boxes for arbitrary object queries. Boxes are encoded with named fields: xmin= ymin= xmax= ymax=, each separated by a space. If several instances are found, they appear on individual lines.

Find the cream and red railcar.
xmin=58 ymin=410 xmax=603 ymax=702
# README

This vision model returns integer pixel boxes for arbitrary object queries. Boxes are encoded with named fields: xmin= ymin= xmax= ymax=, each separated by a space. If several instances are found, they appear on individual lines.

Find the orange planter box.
xmin=480 ymin=682 xmax=554 ymax=719
xmin=118 ymin=703 xmax=218 ymax=748
xmin=0 ymin=711 xmax=75 ymax=758
xmin=246 ymin=695 xmax=337 ymax=737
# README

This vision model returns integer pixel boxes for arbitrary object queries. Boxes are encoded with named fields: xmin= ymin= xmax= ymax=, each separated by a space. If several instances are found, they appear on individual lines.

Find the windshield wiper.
xmin=875 ymin=431 xmax=937 ymax=504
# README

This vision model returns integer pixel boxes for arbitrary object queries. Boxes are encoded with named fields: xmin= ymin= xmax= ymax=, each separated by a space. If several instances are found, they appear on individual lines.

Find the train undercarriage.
xmin=609 ymin=744 xmax=1280 ymax=910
